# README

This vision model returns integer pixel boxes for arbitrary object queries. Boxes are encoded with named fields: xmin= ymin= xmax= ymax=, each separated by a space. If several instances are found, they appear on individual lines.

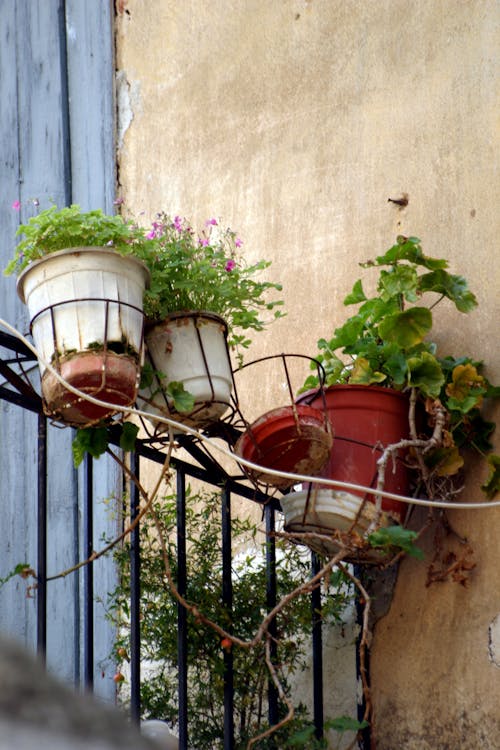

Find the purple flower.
xmin=235 ymin=237 xmax=243 ymax=248
xmin=225 ymin=259 xmax=236 ymax=272
xmin=205 ymin=218 xmax=218 ymax=227
xmin=12 ymin=200 xmax=21 ymax=211
xmin=199 ymin=237 xmax=209 ymax=247
xmin=146 ymin=230 xmax=156 ymax=239
xmin=173 ymin=215 xmax=183 ymax=232
xmin=113 ymin=197 xmax=124 ymax=206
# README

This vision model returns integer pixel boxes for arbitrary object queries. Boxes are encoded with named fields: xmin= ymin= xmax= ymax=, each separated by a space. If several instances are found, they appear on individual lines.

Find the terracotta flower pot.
xmin=297 ymin=385 xmax=411 ymax=522
xmin=234 ymin=404 xmax=333 ymax=489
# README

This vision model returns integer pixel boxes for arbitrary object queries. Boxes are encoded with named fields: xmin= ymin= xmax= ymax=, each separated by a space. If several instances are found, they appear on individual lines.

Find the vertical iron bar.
xmin=177 ymin=471 xmax=188 ymax=750
xmin=311 ymin=552 xmax=324 ymax=741
xmin=265 ymin=505 xmax=279 ymax=726
xmin=36 ymin=414 xmax=47 ymax=659
xmin=354 ymin=565 xmax=371 ymax=750
xmin=130 ymin=452 xmax=141 ymax=723
xmin=57 ymin=0 xmax=73 ymax=204
xmin=83 ymin=454 xmax=94 ymax=688
xmin=221 ymin=485 xmax=234 ymax=750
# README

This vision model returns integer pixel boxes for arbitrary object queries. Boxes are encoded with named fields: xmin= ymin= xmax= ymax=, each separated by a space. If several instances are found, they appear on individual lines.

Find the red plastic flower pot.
xmin=297 ymin=385 xmax=411 ymax=522
xmin=235 ymin=404 xmax=333 ymax=489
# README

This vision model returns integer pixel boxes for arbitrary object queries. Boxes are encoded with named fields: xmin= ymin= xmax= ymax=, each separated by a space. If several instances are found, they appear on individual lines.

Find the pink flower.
xmin=146 ymin=230 xmax=156 ymax=239
xmin=173 ymin=215 xmax=183 ymax=232
xmin=199 ymin=237 xmax=209 ymax=247
xmin=235 ymin=237 xmax=243 ymax=248
xmin=12 ymin=200 xmax=21 ymax=211
xmin=225 ymin=259 xmax=236 ymax=272
xmin=205 ymin=218 xmax=218 ymax=227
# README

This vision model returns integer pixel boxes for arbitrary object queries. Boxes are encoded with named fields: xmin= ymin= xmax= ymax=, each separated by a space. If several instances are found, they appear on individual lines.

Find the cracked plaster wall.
xmin=115 ymin=1 xmax=500 ymax=746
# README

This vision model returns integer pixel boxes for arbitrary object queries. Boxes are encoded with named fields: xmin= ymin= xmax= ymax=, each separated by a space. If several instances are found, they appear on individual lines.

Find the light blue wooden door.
xmin=0 ymin=0 xmax=119 ymax=701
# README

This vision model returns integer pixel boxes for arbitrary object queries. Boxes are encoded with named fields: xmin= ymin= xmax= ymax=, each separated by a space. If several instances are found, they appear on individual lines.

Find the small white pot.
xmin=280 ymin=488 xmax=392 ymax=563
xmin=138 ymin=311 xmax=233 ymax=432
xmin=17 ymin=247 xmax=150 ymax=424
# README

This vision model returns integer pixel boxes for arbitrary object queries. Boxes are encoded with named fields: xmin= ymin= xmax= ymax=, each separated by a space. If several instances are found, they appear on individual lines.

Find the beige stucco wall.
xmin=116 ymin=1 xmax=500 ymax=747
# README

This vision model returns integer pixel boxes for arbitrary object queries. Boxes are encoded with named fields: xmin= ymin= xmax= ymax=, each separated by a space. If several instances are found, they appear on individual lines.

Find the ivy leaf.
xmin=481 ymin=454 xmax=500 ymax=499
xmin=372 ymin=237 xmax=447 ymax=270
xmin=368 ymin=526 xmax=424 ymax=559
xmin=378 ymin=307 xmax=432 ymax=348
xmin=119 ymin=422 xmax=139 ymax=452
xmin=343 ymin=279 xmax=367 ymax=305
xmin=166 ymin=381 xmax=196 ymax=413
xmin=425 ymin=446 xmax=464 ymax=477
xmin=407 ymin=351 xmax=445 ymax=398
xmin=378 ymin=265 xmax=419 ymax=302
xmin=349 ymin=357 xmax=386 ymax=385
xmin=419 ymin=270 xmax=477 ymax=313
xmin=445 ymin=363 xmax=486 ymax=413
xmin=383 ymin=349 xmax=408 ymax=385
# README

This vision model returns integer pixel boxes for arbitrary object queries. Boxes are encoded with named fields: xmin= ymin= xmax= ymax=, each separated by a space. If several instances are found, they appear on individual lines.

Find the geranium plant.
xmin=4 ymin=203 xmax=155 ymax=276
xmin=302 ymin=235 xmax=500 ymax=499
xmin=137 ymin=213 xmax=285 ymax=350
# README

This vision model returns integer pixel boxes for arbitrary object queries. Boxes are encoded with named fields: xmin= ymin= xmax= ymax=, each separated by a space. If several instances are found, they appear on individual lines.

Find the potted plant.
xmin=4 ymin=204 xmax=152 ymax=425
xmin=284 ymin=235 xmax=500 ymax=547
xmin=134 ymin=213 xmax=285 ymax=431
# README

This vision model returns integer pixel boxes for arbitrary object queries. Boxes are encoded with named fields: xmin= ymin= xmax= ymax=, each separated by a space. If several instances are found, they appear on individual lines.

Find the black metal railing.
xmin=0 ymin=329 xmax=365 ymax=750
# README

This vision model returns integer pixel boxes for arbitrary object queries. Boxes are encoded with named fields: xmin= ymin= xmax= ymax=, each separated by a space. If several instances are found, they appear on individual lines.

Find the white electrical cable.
xmin=1 ymin=315 xmax=499 ymax=511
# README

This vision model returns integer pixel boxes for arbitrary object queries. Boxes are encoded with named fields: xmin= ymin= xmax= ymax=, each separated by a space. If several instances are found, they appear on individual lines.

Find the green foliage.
xmin=108 ymin=489 xmax=352 ymax=749
xmin=302 ymin=235 xmax=500 ymax=498
xmin=4 ymin=204 xmax=155 ymax=276
xmin=139 ymin=363 xmax=196 ymax=414
xmin=368 ymin=526 xmax=424 ymax=560
xmin=137 ymin=213 xmax=285 ymax=350
xmin=71 ymin=422 xmax=139 ymax=467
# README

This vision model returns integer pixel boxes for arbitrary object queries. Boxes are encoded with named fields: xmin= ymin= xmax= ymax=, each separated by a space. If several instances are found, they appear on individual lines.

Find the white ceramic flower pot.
xmin=137 ymin=311 xmax=233 ymax=432
xmin=17 ymin=247 xmax=150 ymax=424
xmin=280 ymin=488 xmax=392 ymax=564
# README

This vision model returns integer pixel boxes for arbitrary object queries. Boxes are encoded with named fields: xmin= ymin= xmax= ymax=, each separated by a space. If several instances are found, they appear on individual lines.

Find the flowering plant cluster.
xmin=138 ymin=213 xmax=285 ymax=350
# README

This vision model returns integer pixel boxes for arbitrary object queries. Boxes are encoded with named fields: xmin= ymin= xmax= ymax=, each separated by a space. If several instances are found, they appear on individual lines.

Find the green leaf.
xmin=425 ymin=445 xmax=464 ymax=477
xmin=407 ymin=351 xmax=445 ymax=398
xmin=378 ymin=307 xmax=432 ymax=348
xmin=419 ymin=270 xmax=477 ymax=313
xmin=343 ymin=279 xmax=367 ymax=305
xmin=119 ymin=422 xmax=139 ymax=452
xmin=371 ymin=237 xmax=447 ymax=270
xmin=166 ymin=381 xmax=196 ymax=413
xmin=481 ymin=454 xmax=500 ymax=499
xmin=348 ymin=357 xmax=386 ymax=385
xmin=286 ymin=725 xmax=317 ymax=745
xmin=378 ymin=265 xmax=418 ymax=302
xmin=368 ymin=526 xmax=424 ymax=559
xmin=326 ymin=716 xmax=370 ymax=733
xmin=383 ymin=349 xmax=408 ymax=385
xmin=72 ymin=426 xmax=109 ymax=467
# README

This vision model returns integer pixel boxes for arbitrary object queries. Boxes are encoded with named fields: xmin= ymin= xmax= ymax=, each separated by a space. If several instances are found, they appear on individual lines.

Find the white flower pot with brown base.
xmin=17 ymin=247 xmax=150 ymax=425
xmin=137 ymin=311 xmax=234 ymax=433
